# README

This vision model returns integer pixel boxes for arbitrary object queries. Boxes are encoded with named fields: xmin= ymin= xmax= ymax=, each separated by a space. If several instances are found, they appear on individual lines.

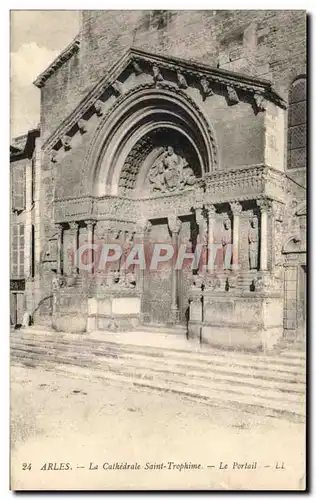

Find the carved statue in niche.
xmin=248 ymin=217 xmax=259 ymax=270
xmin=221 ymin=217 xmax=232 ymax=247
xmin=148 ymin=146 xmax=196 ymax=193
xmin=221 ymin=217 xmax=232 ymax=269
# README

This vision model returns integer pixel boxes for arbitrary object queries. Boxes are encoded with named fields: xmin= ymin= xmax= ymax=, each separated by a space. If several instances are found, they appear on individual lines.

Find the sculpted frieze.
xmin=204 ymin=165 xmax=285 ymax=204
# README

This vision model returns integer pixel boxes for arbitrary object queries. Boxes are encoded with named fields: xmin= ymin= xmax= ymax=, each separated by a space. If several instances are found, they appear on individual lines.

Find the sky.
xmin=10 ymin=11 xmax=80 ymax=137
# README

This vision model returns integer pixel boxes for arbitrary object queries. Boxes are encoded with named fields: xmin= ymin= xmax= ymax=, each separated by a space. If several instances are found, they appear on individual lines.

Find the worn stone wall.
xmin=39 ymin=10 xmax=306 ymax=143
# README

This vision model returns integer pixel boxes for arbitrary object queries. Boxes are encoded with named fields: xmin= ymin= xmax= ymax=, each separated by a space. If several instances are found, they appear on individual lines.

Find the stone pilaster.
xmin=230 ymin=201 xmax=243 ymax=269
xmin=168 ymin=215 xmax=182 ymax=323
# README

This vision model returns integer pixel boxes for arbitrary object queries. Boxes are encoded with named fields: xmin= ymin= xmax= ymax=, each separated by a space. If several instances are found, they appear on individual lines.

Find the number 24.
xmin=22 ymin=463 xmax=31 ymax=471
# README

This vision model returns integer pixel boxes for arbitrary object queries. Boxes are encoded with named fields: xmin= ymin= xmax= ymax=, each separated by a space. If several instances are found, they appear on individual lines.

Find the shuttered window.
xmin=288 ymin=77 xmax=307 ymax=170
xmin=11 ymin=163 xmax=26 ymax=211
xmin=11 ymin=224 xmax=24 ymax=278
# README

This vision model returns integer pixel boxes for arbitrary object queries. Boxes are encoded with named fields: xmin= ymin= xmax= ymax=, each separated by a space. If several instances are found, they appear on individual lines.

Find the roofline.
xmin=42 ymin=46 xmax=287 ymax=150
xmin=33 ymin=37 xmax=80 ymax=88
xmin=10 ymin=127 xmax=40 ymax=161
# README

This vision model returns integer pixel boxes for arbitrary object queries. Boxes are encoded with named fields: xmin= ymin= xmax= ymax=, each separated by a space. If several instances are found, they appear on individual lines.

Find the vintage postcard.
xmin=10 ymin=9 xmax=307 ymax=491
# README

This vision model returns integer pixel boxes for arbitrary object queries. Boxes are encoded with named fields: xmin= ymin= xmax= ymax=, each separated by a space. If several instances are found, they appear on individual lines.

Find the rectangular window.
xmin=11 ymin=223 xmax=24 ymax=278
xmin=11 ymin=163 xmax=25 ymax=211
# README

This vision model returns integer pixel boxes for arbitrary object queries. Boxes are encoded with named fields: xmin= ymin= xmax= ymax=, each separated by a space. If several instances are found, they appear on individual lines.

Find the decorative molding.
xmin=34 ymin=38 xmax=80 ymax=88
xmin=94 ymin=100 xmax=104 ymax=117
xmin=152 ymin=64 xmax=164 ymax=85
xmin=227 ymin=85 xmax=239 ymax=105
xmin=177 ymin=70 xmax=188 ymax=89
xmin=254 ymin=93 xmax=267 ymax=112
xmin=62 ymin=135 xmax=72 ymax=151
xmin=50 ymin=150 xmax=58 ymax=163
xmin=204 ymin=165 xmax=286 ymax=204
xmin=78 ymin=119 xmax=87 ymax=134
xmin=200 ymin=76 xmax=213 ymax=100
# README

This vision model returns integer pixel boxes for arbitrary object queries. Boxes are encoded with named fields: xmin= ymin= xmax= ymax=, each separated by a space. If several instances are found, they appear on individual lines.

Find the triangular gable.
xmin=39 ymin=47 xmax=287 ymax=151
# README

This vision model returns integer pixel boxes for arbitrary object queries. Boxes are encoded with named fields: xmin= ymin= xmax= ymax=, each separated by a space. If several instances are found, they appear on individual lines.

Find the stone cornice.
xmin=33 ymin=38 xmax=80 ymax=89
xmin=42 ymin=47 xmax=287 ymax=152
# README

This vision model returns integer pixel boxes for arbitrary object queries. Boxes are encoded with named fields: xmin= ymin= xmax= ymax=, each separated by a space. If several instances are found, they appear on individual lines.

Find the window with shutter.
xmin=11 ymin=163 xmax=25 ymax=211
xmin=287 ymin=77 xmax=307 ymax=170
xmin=10 ymin=224 xmax=24 ymax=278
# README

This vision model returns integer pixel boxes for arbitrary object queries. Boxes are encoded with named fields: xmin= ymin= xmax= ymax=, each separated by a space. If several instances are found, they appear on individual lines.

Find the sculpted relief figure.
xmin=148 ymin=146 xmax=196 ymax=193
xmin=221 ymin=218 xmax=232 ymax=248
xmin=248 ymin=217 xmax=259 ymax=270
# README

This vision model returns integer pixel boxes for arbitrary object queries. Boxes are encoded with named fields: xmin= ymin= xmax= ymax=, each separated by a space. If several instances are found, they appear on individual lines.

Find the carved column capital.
xmin=205 ymin=204 xmax=217 ymax=217
xmin=230 ymin=201 xmax=243 ymax=215
xmin=168 ymin=216 xmax=182 ymax=234
xmin=55 ymin=224 xmax=63 ymax=236
xmin=257 ymin=198 xmax=273 ymax=214
xmin=69 ymin=221 xmax=79 ymax=232
xmin=136 ymin=216 xmax=152 ymax=235
xmin=85 ymin=220 xmax=96 ymax=230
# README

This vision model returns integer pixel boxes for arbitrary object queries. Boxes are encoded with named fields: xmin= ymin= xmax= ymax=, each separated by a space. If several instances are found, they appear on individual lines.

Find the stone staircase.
xmin=10 ymin=328 xmax=305 ymax=423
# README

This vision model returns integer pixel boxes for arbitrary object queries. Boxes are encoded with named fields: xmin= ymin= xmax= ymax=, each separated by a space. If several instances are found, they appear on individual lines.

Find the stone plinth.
xmin=53 ymin=282 xmax=142 ymax=333
xmin=188 ymin=285 xmax=284 ymax=352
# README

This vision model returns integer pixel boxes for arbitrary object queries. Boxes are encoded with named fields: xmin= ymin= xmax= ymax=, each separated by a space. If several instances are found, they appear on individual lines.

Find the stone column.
xmin=168 ymin=215 xmax=182 ymax=323
xmin=257 ymin=200 xmax=271 ymax=271
xmin=55 ymin=224 xmax=63 ymax=276
xmin=69 ymin=222 xmax=79 ymax=276
xmin=85 ymin=220 xmax=96 ymax=274
xmin=230 ymin=202 xmax=243 ymax=269
xmin=205 ymin=204 xmax=216 ymax=271
xmin=136 ymin=217 xmax=152 ymax=322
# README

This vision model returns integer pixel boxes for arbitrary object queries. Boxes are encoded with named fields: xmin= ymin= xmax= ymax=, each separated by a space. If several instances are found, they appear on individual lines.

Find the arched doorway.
xmin=87 ymin=86 xmax=216 ymax=327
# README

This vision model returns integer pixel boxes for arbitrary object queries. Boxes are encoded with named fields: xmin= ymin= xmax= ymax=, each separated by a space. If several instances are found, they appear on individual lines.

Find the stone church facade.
xmin=11 ymin=11 xmax=307 ymax=351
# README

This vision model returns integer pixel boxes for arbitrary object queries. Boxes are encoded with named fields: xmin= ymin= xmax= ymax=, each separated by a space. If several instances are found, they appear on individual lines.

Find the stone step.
xmin=10 ymin=340 xmax=305 ymax=387
xmin=12 ymin=359 xmax=304 ymax=422
xmin=11 ymin=346 xmax=305 ymax=401
xmin=10 ymin=330 xmax=305 ymax=370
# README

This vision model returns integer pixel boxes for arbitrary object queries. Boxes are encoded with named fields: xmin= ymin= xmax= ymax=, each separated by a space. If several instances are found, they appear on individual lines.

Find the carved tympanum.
xmin=148 ymin=146 xmax=196 ymax=193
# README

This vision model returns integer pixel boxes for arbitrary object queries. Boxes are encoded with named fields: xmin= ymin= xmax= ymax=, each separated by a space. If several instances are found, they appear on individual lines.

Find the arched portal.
xmin=87 ymin=85 xmax=217 ymax=197
xmin=85 ymin=85 xmax=217 ymax=327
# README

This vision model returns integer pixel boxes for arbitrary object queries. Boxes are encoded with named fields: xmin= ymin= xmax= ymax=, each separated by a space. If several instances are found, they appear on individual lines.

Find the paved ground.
xmin=10 ymin=364 xmax=305 ymax=491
